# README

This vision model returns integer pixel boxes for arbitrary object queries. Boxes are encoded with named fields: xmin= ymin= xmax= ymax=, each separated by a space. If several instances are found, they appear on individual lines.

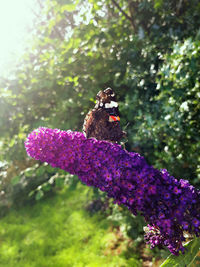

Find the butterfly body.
xmin=83 ymin=88 xmax=125 ymax=142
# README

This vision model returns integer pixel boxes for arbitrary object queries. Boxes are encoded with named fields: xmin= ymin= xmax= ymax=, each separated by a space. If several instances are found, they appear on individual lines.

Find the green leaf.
xmin=36 ymin=166 xmax=46 ymax=176
xmin=28 ymin=190 xmax=35 ymax=197
xmin=35 ymin=190 xmax=44 ymax=201
xmin=46 ymin=165 xmax=55 ymax=174
xmin=154 ymin=0 xmax=163 ymax=9
xmin=160 ymin=238 xmax=200 ymax=267
xmin=24 ymin=168 xmax=34 ymax=177
xmin=11 ymin=176 xmax=21 ymax=185
xmin=61 ymin=2 xmax=78 ymax=12
xmin=42 ymin=183 xmax=52 ymax=192
xmin=55 ymin=177 xmax=65 ymax=187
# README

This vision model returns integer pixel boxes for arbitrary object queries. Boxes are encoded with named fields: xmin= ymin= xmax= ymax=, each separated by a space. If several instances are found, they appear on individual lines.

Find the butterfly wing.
xmin=83 ymin=88 xmax=126 ymax=142
xmin=83 ymin=109 xmax=110 ymax=139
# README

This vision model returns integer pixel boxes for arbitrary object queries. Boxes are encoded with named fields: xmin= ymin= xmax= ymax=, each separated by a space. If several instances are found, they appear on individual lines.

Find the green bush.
xmin=147 ymin=39 xmax=199 ymax=183
xmin=0 ymin=0 xmax=200 ymax=252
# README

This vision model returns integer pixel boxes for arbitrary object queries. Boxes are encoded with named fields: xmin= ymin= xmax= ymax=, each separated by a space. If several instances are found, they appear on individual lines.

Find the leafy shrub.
xmin=143 ymin=39 xmax=200 ymax=184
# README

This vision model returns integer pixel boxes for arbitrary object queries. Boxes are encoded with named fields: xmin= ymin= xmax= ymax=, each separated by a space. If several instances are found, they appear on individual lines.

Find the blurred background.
xmin=0 ymin=0 xmax=200 ymax=266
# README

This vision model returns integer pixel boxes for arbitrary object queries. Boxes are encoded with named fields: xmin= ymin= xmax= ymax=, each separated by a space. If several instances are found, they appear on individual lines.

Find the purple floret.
xmin=25 ymin=127 xmax=200 ymax=255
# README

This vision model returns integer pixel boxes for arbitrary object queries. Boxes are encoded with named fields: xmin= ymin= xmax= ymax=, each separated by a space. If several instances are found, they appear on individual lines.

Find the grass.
xmin=0 ymin=182 xmax=140 ymax=267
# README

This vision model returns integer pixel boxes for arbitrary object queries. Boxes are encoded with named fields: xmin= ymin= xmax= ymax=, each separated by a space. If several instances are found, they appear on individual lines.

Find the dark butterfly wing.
xmin=83 ymin=88 xmax=126 ymax=142
xmin=83 ymin=109 xmax=108 ymax=139
xmin=83 ymin=109 xmax=96 ymax=138
xmin=83 ymin=108 xmax=125 ymax=142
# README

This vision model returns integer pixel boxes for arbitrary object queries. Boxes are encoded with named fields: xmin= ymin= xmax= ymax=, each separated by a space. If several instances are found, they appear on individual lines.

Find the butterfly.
xmin=83 ymin=88 xmax=126 ymax=142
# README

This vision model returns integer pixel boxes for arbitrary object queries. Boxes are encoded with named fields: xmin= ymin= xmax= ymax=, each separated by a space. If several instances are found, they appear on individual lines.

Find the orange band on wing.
xmin=109 ymin=115 xmax=120 ymax=121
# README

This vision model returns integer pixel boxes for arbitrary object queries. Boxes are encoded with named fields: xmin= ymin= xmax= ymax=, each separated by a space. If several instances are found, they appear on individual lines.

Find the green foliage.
xmin=0 ymin=0 xmax=200 ymax=263
xmin=160 ymin=237 xmax=200 ymax=267
xmin=0 ymin=184 xmax=141 ymax=267
xmin=0 ymin=160 xmax=76 ymax=214
xmin=137 ymin=38 xmax=200 ymax=182
xmin=1 ymin=0 xmax=200 ymax=178
xmin=108 ymin=204 xmax=145 ymax=241
xmin=155 ymin=39 xmax=200 ymax=182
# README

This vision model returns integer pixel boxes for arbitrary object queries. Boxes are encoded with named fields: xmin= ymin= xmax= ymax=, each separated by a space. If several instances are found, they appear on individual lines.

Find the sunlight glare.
xmin=0 ymin=0 xmax=37 ymax=75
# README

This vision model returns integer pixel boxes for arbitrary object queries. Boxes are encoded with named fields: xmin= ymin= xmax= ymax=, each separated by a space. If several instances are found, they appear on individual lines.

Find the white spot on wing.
xmin=105 ymin=101 xmax=118 ymax=108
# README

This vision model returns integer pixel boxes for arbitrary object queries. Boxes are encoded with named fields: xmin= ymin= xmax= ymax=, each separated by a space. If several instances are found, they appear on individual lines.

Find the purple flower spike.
xmin=25 ymin=127 xmax=200 ymax=255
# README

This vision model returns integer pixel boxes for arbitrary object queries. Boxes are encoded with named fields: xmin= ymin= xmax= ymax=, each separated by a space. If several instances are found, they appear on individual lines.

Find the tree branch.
xmin=111 ymin=0 xmax=135 ymax=30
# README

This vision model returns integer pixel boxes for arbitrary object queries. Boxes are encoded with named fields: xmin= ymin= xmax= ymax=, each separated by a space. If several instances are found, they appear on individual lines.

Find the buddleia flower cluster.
xmin=25 ymin=127 xmax=200 ymax=255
